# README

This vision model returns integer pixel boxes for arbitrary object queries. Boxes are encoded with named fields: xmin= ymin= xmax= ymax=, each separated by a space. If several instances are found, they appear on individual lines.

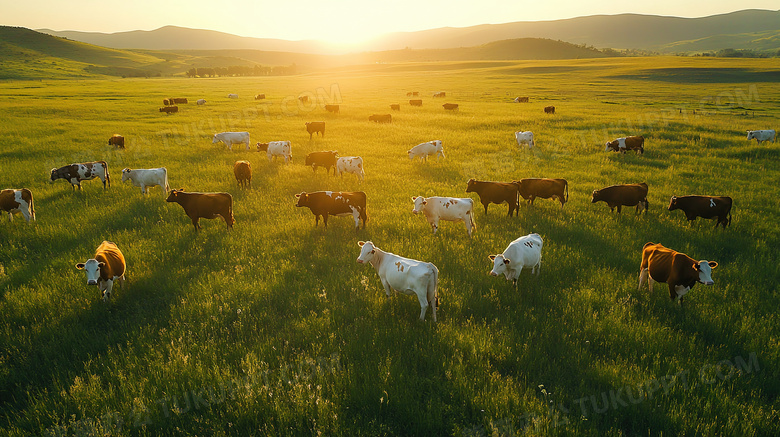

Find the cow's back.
xmin=95 ymin=241 xmax=126 ymax=280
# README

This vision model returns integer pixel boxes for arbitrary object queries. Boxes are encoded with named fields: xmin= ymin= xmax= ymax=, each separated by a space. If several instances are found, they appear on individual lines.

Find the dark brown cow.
xmin=305 ymin=121 xmax=326 ymax=139
xmin=605 ymin=136 xmax=644 ymax=154
xmin=295 ymin=191 xmax=367 ymax=231
xmin=305 ymin=151 xmax=339 ymax=175
xmin=299 ymin=95 xmax=309 ymax=103
xmin=166 ymin=189 xmax=234 ymax=231
xmin=50 ymin=161 xmax=110 ymax=190
xmin=0 ymin=188 xmax=35 ymax=223
xmin=108 ymin=134 xmax=125 ymax=149
xmin=442 ymin=103 xmax=459 ymax=110
xmin=591 ymin=182 xmax=648 ymax=213
xmin=514 ymin=96 xmax=529 ymax=103
xmin=76 ymin=240 xmax=126 ymax=302
xmin=639 ymin=242 xmax=718 ymax=303
xmin=255 ymin=94 xmax=266 ymax=100
xmin=668 ymin=195 xmax=732 ymax=228
xmin=234 ymin=161 xmax=252 ymax=189
xmin=159 ymin=106 xmax=178 ymax=114
xmin=325 ymin=104 xmax=340 ymax=113
xmin=369 ymin=114 xmax=392 ymax=123
xmin=409 ymin=99 xmax=423 ymax=107
xmin=390 ymin=104 xmax=401 ymax=111
xmin=172 ymin=98 xmax=188 ymax=104
xmin=544 ymin=106 xmax=555 ymax=114
xmin=465 ymin=179 xmax=520 ymax=217
xmin=163 ymin=99 xmax=171 ymax=106
xmin=512 ymin=178 xmax=568 ymax=208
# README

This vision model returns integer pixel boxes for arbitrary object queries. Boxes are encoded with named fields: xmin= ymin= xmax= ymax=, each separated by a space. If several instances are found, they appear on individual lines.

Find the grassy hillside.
xmin=0 ymin=57 xmax=779 ymax=436
xmin=661 ymin=30 xmax=780 ymax=53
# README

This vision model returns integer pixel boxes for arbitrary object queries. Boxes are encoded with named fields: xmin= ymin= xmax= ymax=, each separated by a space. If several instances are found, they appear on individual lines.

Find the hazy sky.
xmin=4 ymin=0 xmax=778 ymax=43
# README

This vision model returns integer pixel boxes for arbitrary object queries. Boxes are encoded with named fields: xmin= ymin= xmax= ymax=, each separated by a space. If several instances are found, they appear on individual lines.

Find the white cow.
xmin=515 ymin=131 xmax=535 ymax=148
xmin=489 ymin=233 xmax=543 ymax=287
xmin=213 ymin=132 xmax=250 ymax=151
xmin=356 ymin=241 xmax=439 ymax=321
xmin=196 ymin=99 xmax=206 ymax=105
xmin=336 ymin=156 xmax=365 ymax=182
xmin=257 ymin=141 xmax=292 ymax=163
xmin=746 ymin=129 xmax=776 ymax=144
xmin=412 ymin=196 xmax=475 ymax=237
xmin=408 ymin=140 xmax=445 ymax=161
xmin=228 ymin=94 xmax=239 ymax=99
xmin=121 ymin=168 xmax=169 ymax=196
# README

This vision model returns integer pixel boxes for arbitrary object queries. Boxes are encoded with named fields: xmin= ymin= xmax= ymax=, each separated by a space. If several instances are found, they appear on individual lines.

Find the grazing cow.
xmin=514 ymin=96 xmax=529 ymax=103
xmin=76 ymin=240 xmax=126 ymax=302
xmin=228 ymin=94 xmax=238 ymax=99
xmin=212 ymin=131 xmax=250 ymax=151
xmin=196 ymin=99 xmax=206 ymax=105
xmin=121 ymin=168 xmax=169 ymax=196
xmin=324 ymin=104 xmax=340 ymax=113
xmin=234 ymin=161 xmax=252 ymax=189
xmin=639 ymin=242 xmax=718 ymax=303
xmin=409 ymin=99 xmax=423 ymax=107
xmin=369 ymin=114 xmax=392 ymax=123
xmin=159 ymin=106 xmax=178 ymax=114
xmin=298 ymin=95 xmax=309 ymax=103
xmin=294 ymin=191 xmax=367 ymax=230
xmin=305 ymin=121 xmax=326 ymax=139
xmin=255 ymin=94 xmax=266 ymax=100
xmin=356 ymin=241 xmax=439 ymax=321
xmin=407 ymin=92 xmax=420 ymax=97
xmin=512 ymin=178 xmax=568 ymax=208
xmin=412 ymin=196 xmax=475 ymax=237
xmin=465 ymin=179 xmax=520 ymax=216
xmin=408 ymin=140 xmax=445 ymax=162
xmin=390 ymin=104 xmax=401 ymax=111
xmin=0 ymin=188 xmax=35 ymax=223
xmin=746 ymin=129 xmax=776 ymax=144
xmin=257 ymin=141 xmax=293 ymax=163
xmin=305 ymin=151 xmax=339 ymax=175
xmin=514 ymin=131 xmax=535 ymax=148
xmin=166 ymin=189 xmax=234 ymax=231
xmin=605 ymin=136 xmax=644 ymax=154
xmin=591 ymin=182 xmax=649 ymax=213
xmin=50 ymin=161 xmax=110 ymax=190
xmin=433 ymin=92 xmax=446 ymax=98
xmin=488 ymin=233 xmax=543 ymax=288
xmin=668 ymin=195 xmax=732 ymax=228
xmin=163 ymin=99 xmax=170 ymax=106
xmin=442 ymin=103 xmax=459 ymax=110
xmin=336 ymin=156 xmax=365 ymax=183
xmin=544 ymin=106 xmax=555 ymax=114
xmin=108 ymin=134 xmax=125 ymax=149
xmin=172 ymin=98 xmax=188 ymax=104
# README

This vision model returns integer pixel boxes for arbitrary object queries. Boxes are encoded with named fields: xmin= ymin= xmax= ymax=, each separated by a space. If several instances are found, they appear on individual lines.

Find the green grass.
xmin=1 ymin=56 xmax=779 ymax=436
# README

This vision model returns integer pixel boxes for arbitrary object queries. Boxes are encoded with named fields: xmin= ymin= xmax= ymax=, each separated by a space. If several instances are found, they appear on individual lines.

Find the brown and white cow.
xmin=51 ymin=161 xmax=110 ymax=190
xmin=324 ymin=104 xmax=340 ymax=113
xmin=442 ymin=103 xmax=459 ymax=110
xmin=591 ymin=182 xmax=648 ymax=213
xmin=513 ymin=178 xmax=568 ymax=208
xmin=166 ymin=189 xmax=234 ymax=231
xmin=465 ymin=179 xmax=520 ymax=216
xmin=433 ymin=92 xmax=446 ymax=98
xmin=295 ymin=191 xmax=367 ymax=231
xmin=668 ymin=195 xmax=732 ymax=228
xmin=255 ymin=94 xmax=266 ymax=100
xmin=305 ymin=121 xmax=326 ymax=139
xmin=605 ymin=136 xmax=644 ymax=154
xmin=234 ymin=161 xmax=252 ymax=189
xmin=108 ymin=134 xmax=125 ymax=148
xmin=0 ymin=188 xmax=35 ymax=223
xmin=336 ymin=156 xmax=365 ymax=183
xmin=544 ymin=106 xmax=555 ymax=114
xmin=369 ymin=114 xmax=392 ymax=123
xmin=305 ymin=151 xmax=339 ymax=175
xmin=514 ymin=96 xmax=529 ymax=103
xmin=639 ymin=242 xmax=718 ymax=304
xmin=159 ymin=106 xmax=178 ymax=114
xmin=76 ymin=240 xmax=126 ymax=302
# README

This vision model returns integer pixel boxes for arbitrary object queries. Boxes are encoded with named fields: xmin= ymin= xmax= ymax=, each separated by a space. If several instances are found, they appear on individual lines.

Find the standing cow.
xmin=166 ymin=189 xmax=234 ymax=231
xmin=305 ymin=122 xmax=326 ymax=139
xmin=488 ymin=233 xmax=543 ymax=288
xmin=411 ymin=196 xmax=476 ymax=237
xmin=668 ymin=195 xmax=732 ymax=228
xmin=465 ymin=179 xmax=520 ymax=216
xmin=108 ymin=134 xmax=125 ymax=149
xmin=336 ymin=156 xmax=365 ymax=183
xmin=305 ymin=151 xmax=339 ymax=175
xmin=0 ymin=188 xmax=35 ymax=223
xmin=294 ymin=191 xmax=367 ymax=231
xmin=408 ymin=140 xmax=445 ymax=162
xmin=234 ymin=161 xmax=252 ymax=189
xmin=50 ymin=161 xmax=110 ymax=190
xmin=746 ymin=130 xmax=776 ymax=144
xmin=76 ymin=240 xmax=126 ymax=302
xmin=513 ymin=178 xmax=568 ymax=208
xmin=605 ymin=136 xmax=644 ymax=154
xmin=638 ymin=242 xmax=718 ymax=304
xmin=591 ymin=182 xmax=649 ymax=214
xmin=121 ymin=168 xmax=169 ymax=196
xmin=257 ymin=141 xmax=293 ymax=163
xmin=515 ymin=131 xmax=535 ymax=148
xmin=213 ymin=132 xmax=250 ymax=151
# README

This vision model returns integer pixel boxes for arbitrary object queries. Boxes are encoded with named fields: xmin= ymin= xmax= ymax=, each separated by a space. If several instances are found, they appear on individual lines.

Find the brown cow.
xmin=325 ymin=104 xmax=340 ymax=113
xmin=172 ymin=98 xmax=188 ymax=104
xmin=166 ymin=189 xmax=234 ymax=231
xmin=255 ymin=94 xmax=266 ymax=100
xmin=433 ymin=92 xmax=446 ymax=98
xmin=369 ymin=114 xmax=392 ymax=123
xmin=50 ymin=161 xmax=110 ymax=190
xmin=108 ymin=134 xmax=125 ymax=149
xmin=163 ymin=99 xmax=171 ymax=106
xmin=234 ymin=161 xmax=252 ymax=189
xmin=305 ymin=151 xmax=339 ymax=175
xmin=465 ymin=179 xmax=520 ymax=217
xmin=299 ymin=95 xmax=309 ymax=103
xmin=591 ymin=182 xmax=648 ymax=213
xmin=512 ymin=178 xmax=568 ymax=208
xmin=409 ymin=99 xmax=423 ymax=107
xmin=442 ymin=103 xmax=459 ymax=110
xmin=514 ymin=96 xmax=529 ymax=103
xmin=76 ymin=240 xmax=126 ymax=302
xmin=639 ymin=242 xmax=718 ymax=304
xmin=0 ymin=188 xmax=35 ymax=223
xmin=159 ymin=106 xmax=178 ymax=114
xmin=295 ymin=191 xmax=367 ymax=231
xmin=605 ymin=136 xmax=644 ymax=154
xmin=544 ymin=106 xmax=555 ymax=114
xmin=305 ymin=121 xmax=326 ymax=139
xmin=668 ymin=195 xmax=732 ymax=228
xmin=390 ymin=104 xmax=401 ymax=111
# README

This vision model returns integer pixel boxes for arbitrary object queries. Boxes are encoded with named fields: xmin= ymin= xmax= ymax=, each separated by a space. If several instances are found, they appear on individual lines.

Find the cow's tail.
xmin=163 ymin=167 xmax=170 ymax=193
xmin=469 ymin=200 xmax=476 ymax=234
xmin=565 ymin=181 xmax=569 ymax=202
xmin=24 ymin=188 xmax=35 ymax=221
xmin=101 ymin=160 xmax=110 ymax=188
xmin=429 ymin=263 xmax=439 ymax=310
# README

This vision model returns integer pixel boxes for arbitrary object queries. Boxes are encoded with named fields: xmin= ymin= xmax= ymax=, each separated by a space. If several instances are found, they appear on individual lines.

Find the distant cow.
xmin=305 ymin=151 xmax=339 ymax=175
xmin=639 ymin=242 xmax=718 ymax=303
xmin=76 ymin=240 xmax=126 ymax=302
xmin=591 ymin=182 xmax=649 ymax=213
xmin=298 ymin=95 xmax=309 ymax=103
xmin=108 ymin=134 xmax=125 ymax=148
xmin=465 ymin=179 xmax=520 ymax=216
xmin=234 ymin=161 xmax=252 ymax=189
xmin=159 ymin=106 xmax=178 ymax=114
xmin=0 ymin=188 xmax=35 ymax=223
xmin=668 ymin=195 xmax=732 ymax=228
xmin=746 ymin=129 xmax=776 ymax=144
xmin=256 ymin=141 xmax=293 ymax=163
xmin=163 ymin=99 xmax=171 ymax=106
xmin=514 ymin=131 xmax=535 ymax=148
xmin=489 ymin=233 xmax=543 ymax=288
xmin=442 ymin=103 xmax=459 ymax=110
xmin=390 ymin=104 xmax=400 ymax=111
xmin=412 ymin=196 xmax=476 ymax=237
xmin=544 ymin=106 xmax=555 ymax=114
xmin=166 ymin=189 xmax=234 ymax=231
xmin=172 ymin=98 xmax=188 ymax=104
xmin=196 ymin=99 xmax=206 ymax=105
xmin=408 ymin=140 xmax=445 ymax=162
xmin=295 ymin=191 xmax=367 ymax=231
xmin=255 ymin=94 xmax=266 ymax=100
xmin=406 ymin=92 xmax=420 ymax=97
xmin=433 ymin=92 xmax=446 ymax=98
xmin=305 ymin=121 xmax=326 ymax=139
xmin=513 ymin=178 xmax=568 ymax=208
xmin=369 ymin=114 xmax=392 ymax=123
xmin=514 ymin=96 xmax=529 ymax=103
xmin=121 ymin=168 xmax=169 ymax=196
xmin=336 ymin=156 xmax=365 ymax=183
xmin=51 ymin=161 xmax=110 ymax=190
xmin=324 ymin=104 xmax=340 ymax=113
xmin=605 ymin=136 xmax=644 ymax=154
xmin=213 ymin=131 xmax=250 ymax=151
xmin=228 ymin=94 xmax=238 ymax=99
xmin=409 ymin=99 xmax=423 ymax=107
xmin=356 ymin=241 xmax=439 ymax=321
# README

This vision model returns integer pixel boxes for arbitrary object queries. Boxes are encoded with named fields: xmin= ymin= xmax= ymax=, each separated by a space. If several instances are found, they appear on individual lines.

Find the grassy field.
xmin=1 ymin=56 xmax=779 ymax=436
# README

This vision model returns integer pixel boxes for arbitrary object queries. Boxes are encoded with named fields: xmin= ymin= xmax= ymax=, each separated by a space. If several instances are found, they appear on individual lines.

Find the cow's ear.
xmin=422 ymin=200 xmax=427 ymax=205
xmin=98 ymin=262 xmax=105 ymax=267
xmin=411 ymin=196 xmax=417 ymax=201
xmin=357 ymin=241 xmax=365 ymax=247
xmin=488 ymin=255 xmax=496 ymax=261
xmin=295 ymin=193 xmax=301 ymax=198
xmin=708 ymin=261 xmax=718 ymax=269
xmin=503 ymin=258 xmax=511 ymax=265
xmin=75 ymin=263 xmax=85 ymax=270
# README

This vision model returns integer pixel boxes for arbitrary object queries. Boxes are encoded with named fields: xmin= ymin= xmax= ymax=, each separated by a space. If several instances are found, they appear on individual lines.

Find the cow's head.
xmin=256 ymin=142 xmax=269 ymax=152
xmin=294 ymin=192 xmax=308 ymax=207
xmin=436 ymin=146 xmax=446 ymax=159
xmin=668 ymin=196 xmax=679 ymax=211
xmin=76 ymin=259 xmax=103 ymax=286
xmin=49 ymin=168 xmax=58 ymax=182
xmin=488 ymin=254 xmax=510 ymax=277
xmin=465 ymin=178 xmax=476 ymax=193
xmin=695 ymin=260 xmax=718 ymax=286
xmin=746 ymin=131 xmax=754 ymax=140
xmin=605 ymin=141 xmax=615 ymax=152
xmin=590 ymin=189 xmax=601 ymax=203
xmin=212 ymin=134 xmax=219 ymax=144
xmin=411 ymin=196 xmax=427 ymax=214
xmin=121 ymin=168 xmax=132 ymax=183
xmin=356 ymin=241 xmax=376 ymax=264
xmin=166 ymin=189 xmax=185 ymax=203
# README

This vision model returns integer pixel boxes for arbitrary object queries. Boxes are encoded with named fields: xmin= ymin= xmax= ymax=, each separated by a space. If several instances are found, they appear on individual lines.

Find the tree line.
xmin=186 ymin=64 xmax=297 ymax=78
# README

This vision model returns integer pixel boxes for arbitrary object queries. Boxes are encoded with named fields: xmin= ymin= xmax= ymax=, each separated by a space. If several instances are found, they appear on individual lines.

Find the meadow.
xmin=0 ymin=56 xmax=779 ymax=436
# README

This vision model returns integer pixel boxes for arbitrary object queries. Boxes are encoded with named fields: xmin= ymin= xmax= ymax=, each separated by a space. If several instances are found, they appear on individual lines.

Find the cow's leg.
xmin=431 ymin=218 xmax=439 ymax=235
xmin=323 ymin=213 xmax=329 ymax=228
xmin=315 ymin=215 xmax=320 ymax=226
xmin=141 ymin=184 xmax=147 ymax=194
xmin=648 ymin=276 xmax=655 ymax=293
xmin=638 ymin=268 xmax=649 ymax=291
xmin=415 ymin=292 xmax=429 ymax=321
xmin=350 ymin=207 xmax=360 ymax=232
xmin=191 ymin=217 xmax=200 ymax=231
xmin=380 ymin=278 xmax=392 ymax=298
xmin=118 ymin=274 xmax=125 ymax=290
xmin=483 ymin=202 xmax=489 ymax=215
xmin=102 ymin=279 xmax=114 ymax=302
xmin=616 ymin=205 xmax=622 ymax=214
xmin=464 ymin=217 xmax=472 ymax=237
